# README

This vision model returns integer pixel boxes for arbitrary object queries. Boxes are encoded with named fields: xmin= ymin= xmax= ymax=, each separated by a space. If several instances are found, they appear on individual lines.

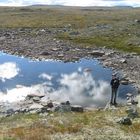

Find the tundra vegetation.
xmin=0 ymin=107 xmax=140 ymax=140
xmin=0 ymin=6 xmax=140 ymax=53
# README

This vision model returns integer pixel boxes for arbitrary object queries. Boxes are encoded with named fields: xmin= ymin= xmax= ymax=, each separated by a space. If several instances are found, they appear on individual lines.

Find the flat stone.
xmin=51 ymin=48 xmax=60 ymax=51
xmin=40 ymin=51 xmax=50 ymax=56
xmin=58 ymin=54 xmax=64 ymax=57
xmin=88 ymin=51 xmax=105 ymax=57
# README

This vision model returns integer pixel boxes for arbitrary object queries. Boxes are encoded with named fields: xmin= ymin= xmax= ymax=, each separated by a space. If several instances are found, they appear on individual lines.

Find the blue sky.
xmin=0 ymin=0 xmax=140 ymax=7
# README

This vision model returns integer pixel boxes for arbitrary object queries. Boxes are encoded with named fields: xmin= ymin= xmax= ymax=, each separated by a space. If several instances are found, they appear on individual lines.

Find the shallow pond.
xmin=0 ymin=52 xmax=136 ymax=107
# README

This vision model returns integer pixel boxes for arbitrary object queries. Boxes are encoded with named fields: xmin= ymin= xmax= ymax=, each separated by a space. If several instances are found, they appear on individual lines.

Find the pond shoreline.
xmin=0 ymin=28 xmax=139 ymax=93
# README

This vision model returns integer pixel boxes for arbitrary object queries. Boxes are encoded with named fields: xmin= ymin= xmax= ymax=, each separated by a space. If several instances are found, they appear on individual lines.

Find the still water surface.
xmin=0 ymin=52 xmax=135 ymax=107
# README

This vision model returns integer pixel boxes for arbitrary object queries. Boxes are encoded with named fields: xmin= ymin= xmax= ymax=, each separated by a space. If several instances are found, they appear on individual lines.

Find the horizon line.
xmin=0 ymin=4 xmax=139 ymax=8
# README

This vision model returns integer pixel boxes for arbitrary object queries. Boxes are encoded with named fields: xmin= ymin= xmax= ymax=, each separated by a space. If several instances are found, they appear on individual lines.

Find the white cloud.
xmin=0 ymin=83 xmax=48 ymax=102
xmin=0 ymin=85 xmax=31 ymax=102
xmin=39 ymin=73 xmax=53 ymax=80
xmin=0 ymin=0 xmax=140 ymax=7
xmin=47 ymin=70 xmax=111 ymax=107
xmin=0 ymin=62 xmax=20 ymax=82
xmin=0 ymin=0 xmax=24 ymax=6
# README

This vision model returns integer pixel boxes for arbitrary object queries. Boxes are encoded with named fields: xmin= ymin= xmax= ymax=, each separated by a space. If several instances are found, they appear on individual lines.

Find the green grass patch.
xmin=57 ymin=33 xmax=140 ymax=54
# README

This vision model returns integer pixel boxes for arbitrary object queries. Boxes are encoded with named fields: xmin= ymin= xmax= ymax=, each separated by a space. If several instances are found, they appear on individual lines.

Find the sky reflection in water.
xmin=0 ymin=52 xmax=135 ymax=107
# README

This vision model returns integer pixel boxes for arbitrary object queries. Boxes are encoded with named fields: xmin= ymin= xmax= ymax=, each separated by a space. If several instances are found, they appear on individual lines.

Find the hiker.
xmin=110 ymin=73 xmax=120 ymax=105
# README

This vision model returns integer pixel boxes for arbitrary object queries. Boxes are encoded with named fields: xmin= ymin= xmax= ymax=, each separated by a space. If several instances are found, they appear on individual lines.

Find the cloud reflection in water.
xmin=0 ymin=62 xmax=20 ymax=82
xmin=0 ymin=69 xmax=112 ymax=107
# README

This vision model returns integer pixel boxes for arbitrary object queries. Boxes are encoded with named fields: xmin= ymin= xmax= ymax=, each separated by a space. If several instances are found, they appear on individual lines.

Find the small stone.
xmin=32 ymin=97 xmax=41 ymax=103
xmin=134 ymin=19 xmax=140 ymax=23
xmin=47 ymin=102 xmax=54 ymax=108
xmin=117 ymin=117 xmax=132 ymax=125
xmin=120 ymin=59 xmax=127 ymax=63
xmin=40 ymin=51 xmax=50 ymax=56
xmin=51 ymin=48 xmax=59 ymax=51
xmin=59 ymin=120 xmax=64 ymax=125
xmin=88 ymin=51 xmax=105 ymax=57
xmin=71 ymin=105 xmax=84 ymax=112
xmin=120 ymin=79 xmax=129 ymax=85
xmin=50 ymin=114 xmax=54 ymax=117
xmin=58 ymin=54 xmax=64 ymax=57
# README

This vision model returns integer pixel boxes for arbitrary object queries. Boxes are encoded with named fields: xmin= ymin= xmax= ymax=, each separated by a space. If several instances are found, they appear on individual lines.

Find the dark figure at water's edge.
xmin=110 ymin=74 xmax=120 ymax=106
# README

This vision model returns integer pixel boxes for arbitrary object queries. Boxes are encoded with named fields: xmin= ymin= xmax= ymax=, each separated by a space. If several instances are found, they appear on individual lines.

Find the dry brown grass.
xmin=0 ymin=104 xmax=139 ymax=139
